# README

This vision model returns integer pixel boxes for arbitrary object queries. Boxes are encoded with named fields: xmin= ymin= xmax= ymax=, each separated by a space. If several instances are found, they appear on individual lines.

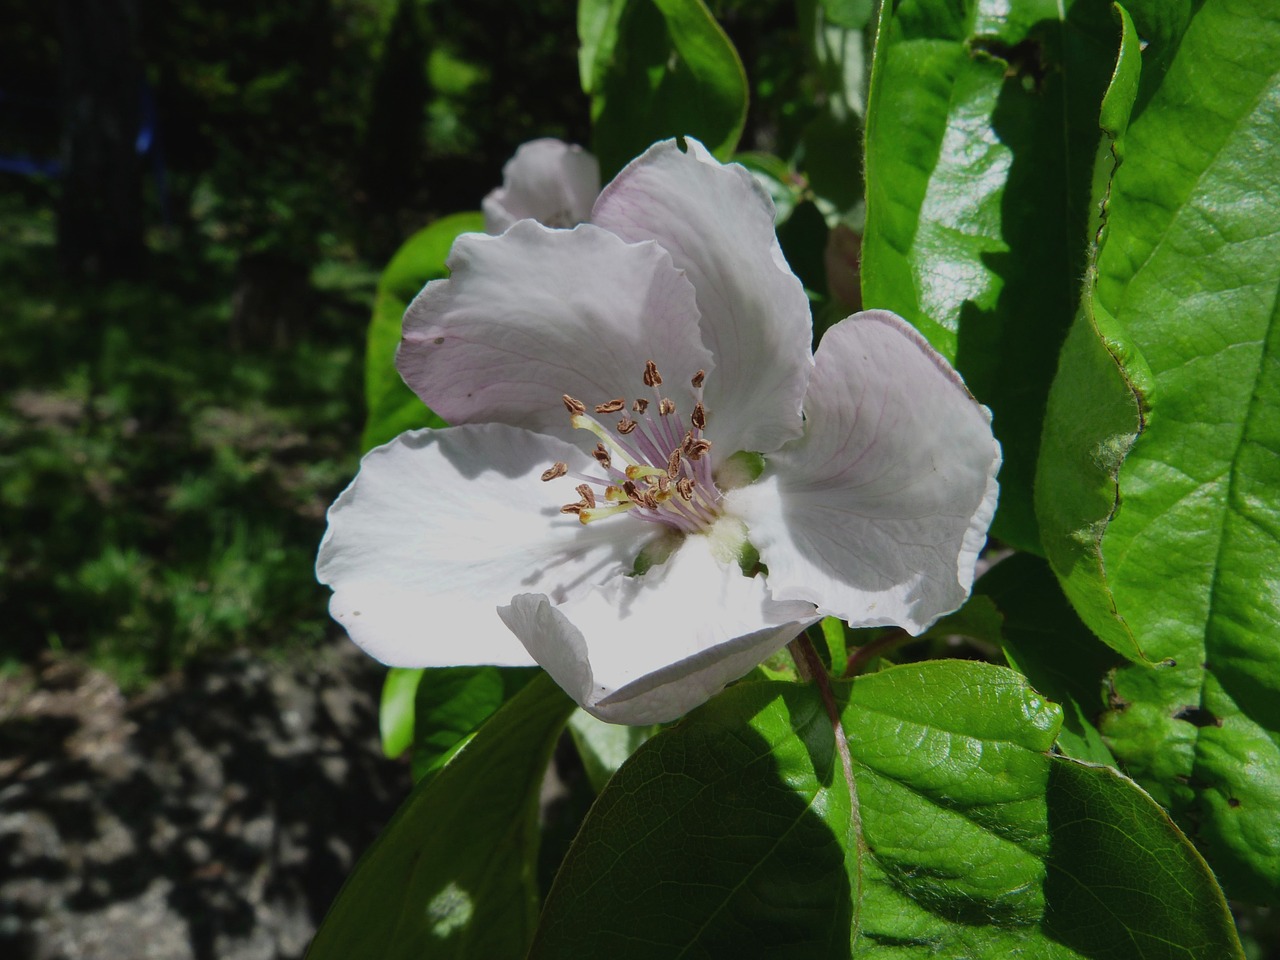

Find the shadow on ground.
xmin=0 ymin=643 xmax=408 ymax=960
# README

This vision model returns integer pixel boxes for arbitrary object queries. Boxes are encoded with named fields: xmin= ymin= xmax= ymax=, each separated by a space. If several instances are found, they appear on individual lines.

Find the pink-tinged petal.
xmin=592 ymin=138 xmax=813 ymax=456
xmin=729 ymin=310 xmax=1001 ymax=634
xmin=399 ymin=221 xmax=713 ymax=442
xmin=499 ymin=533 xmax=817 ymax=724
xmin=483 ymin=139 xmax=600 ymax=233
xmin=317 ymin=424 xmax=653 ymax=667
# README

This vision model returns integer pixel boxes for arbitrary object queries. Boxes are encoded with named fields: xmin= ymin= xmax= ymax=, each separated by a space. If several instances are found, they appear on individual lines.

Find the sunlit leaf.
xmin=532 ymin=662 xmax=1241 ymax=957
xmin=861 ymin=0 xmax=1121 ymax=551
xmin=379 ymin=666 xmax=423 ymax=759
xmin=1036 ymin=0 xmax=1280 ymax=902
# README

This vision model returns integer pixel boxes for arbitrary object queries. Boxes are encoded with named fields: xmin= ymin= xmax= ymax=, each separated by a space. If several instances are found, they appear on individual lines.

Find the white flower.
xmin=482 ymin=138 xmax=600 ymax=234
xmin=317 ymin=138 xmax=1000 ymax=724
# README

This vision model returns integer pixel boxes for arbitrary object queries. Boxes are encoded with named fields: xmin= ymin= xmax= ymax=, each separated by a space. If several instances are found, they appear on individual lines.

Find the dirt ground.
xmin=0 ymin=643 xmax=409 ymax=960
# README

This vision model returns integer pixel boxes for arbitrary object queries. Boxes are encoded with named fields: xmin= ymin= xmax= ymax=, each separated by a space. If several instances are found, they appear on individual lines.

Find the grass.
xmin=0 ymin=186 xmax=373 ymax=688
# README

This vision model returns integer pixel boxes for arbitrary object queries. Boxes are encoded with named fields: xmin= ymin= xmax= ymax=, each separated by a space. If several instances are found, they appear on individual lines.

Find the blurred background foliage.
xmin=0 ymin=0 xmax=856 ymax=686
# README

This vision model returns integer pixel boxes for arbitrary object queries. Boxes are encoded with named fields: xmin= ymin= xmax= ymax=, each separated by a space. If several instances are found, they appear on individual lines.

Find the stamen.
xmin=547 ymin=366 xmax=722 ymax=534
xmin=625 ymin=464 xmax=666 ymax=481
xmin=579 ymin=503 xmax=634 ymax=524
xmin=666 ymin=448 xmax=682 ymax=479
xmin=622 ymin=480 xmax=645 ymax=506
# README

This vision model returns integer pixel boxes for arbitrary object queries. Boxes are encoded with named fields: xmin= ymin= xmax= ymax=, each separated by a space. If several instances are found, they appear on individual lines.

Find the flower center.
xmin=541 ymin=361 xmax=720 ymax=534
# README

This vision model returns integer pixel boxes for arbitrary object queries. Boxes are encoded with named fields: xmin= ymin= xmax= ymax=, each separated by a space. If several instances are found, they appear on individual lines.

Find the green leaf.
xmin=361 ymin=211 xmax=483 ymax=452
xmin=532 ymin=662 xmax=1241 ymax=956
xmin=1041 ymin=758 xmax=1242 ymax=960
xmin=411 ymin=666 xmax=539 ymax=782
xmin=578 ymin=0 xmax=628 ymax=96
xmin=308 ymin=673 xmax=574 ymax=960
xmin=976 ymin=553 xmax=1118 ymax=765
xmin=531 ymin=677 xmax=859 ymax=957
xmin=861 ymin=0 xmax=1123 ymax=552
xmin=797 ymin=0 xmax=867 ymax=219
xmin=1036 ymin=0 xmax=1280 ymax=901
xmin=379 ymin=666 xmax=423 ymax=759
xmin=565 ymin=708 xmax=656 ymax=793
xmin=819 ymin=0 xmax=873 ymax=32
xmin=590 ymin=0 xmax=748 ymax=179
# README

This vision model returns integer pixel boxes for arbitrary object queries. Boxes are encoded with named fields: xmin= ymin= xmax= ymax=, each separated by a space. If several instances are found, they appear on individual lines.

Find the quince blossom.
xmin=317 ymin=138 xmax=1000 ymax=724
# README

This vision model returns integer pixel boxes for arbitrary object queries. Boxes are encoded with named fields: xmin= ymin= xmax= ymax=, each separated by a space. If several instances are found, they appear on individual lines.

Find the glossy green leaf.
xmin=1035 ymin=0 xmax=1280 ymax=901
xmin=590 ymin=0 xmax=748 ymax=178
xmin=861 ymin=0 xmax=1121 ymax=551
xmin=379 ymin=666 xmax=423 ymax=759
xmin=308 ymin=673 xmax=574 ymax=960
xmin=532 ymin=661 xmax=1241 ymax=956
xmin=361 ymin=211 xmax=483 ymax=452
xmin=976 ymin=553 xmax=1118 ymax=765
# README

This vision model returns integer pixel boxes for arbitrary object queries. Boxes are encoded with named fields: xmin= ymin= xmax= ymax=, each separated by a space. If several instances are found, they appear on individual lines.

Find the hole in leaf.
xmin=1173 ymin=706 xmax=1221 ymax=728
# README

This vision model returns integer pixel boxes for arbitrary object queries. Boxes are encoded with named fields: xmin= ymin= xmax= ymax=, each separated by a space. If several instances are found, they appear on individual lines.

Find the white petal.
xmin=499 ymin=532 xmax=817 ymax=724
xmin=317 ymin=424 xmax=654 ymax=667
xmin=482 ymin=139 xmax=601 ymax=233
xmin=399 ymin=221 xmax=713 ymax=442
xmin=592 ymin=138 xmax=813 ymax=456
xmin=729 ymin=311 xmax=1001 ymax=634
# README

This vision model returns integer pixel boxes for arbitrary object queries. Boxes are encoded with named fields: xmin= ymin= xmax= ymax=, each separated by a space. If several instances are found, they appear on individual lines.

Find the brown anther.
xmin=643 ymin=359 xmax=663 ymax=387
xmin=541 ymin=461 xmax=568 ymax=482
xmin=617 ymin=417 xmax=638 ymax=435
xmin=560 ymin=502 xmax=584 ymax=515
xmin=691 ymin=369 xmax=706 ymax=388
xmin=632 ymin=397 xmax=650 ymax=414
xmin=576 ymin=484 xmax=596 ymax=508
xmin=691 ymin=403 xmax=706 ymax=430
xmin=642 ymin=491 xmax=659 ymax=510
xmin=659 ymin=398 xmax=676 ymax=416
xmin=622 ymin=480 xmax=645 ymax=506
xmin=681 ymin=430 xmax=696 ymax=455
xmin=562 ymin=394 xmax=586 ymax=416
xmin=595 ymin=398 xmax=626 ymax=414
xmin=687 ymin=438 xmax=712 ymax=461
xmin=676 ymin=477 xmax=695 ymax=500
xmin=657 ymin=475 xmax=671 ymax=495
xmin=666 ymin=448 xmax=682 ymax=479
xmin=591 ymin=443 xmax=612 ymax=468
